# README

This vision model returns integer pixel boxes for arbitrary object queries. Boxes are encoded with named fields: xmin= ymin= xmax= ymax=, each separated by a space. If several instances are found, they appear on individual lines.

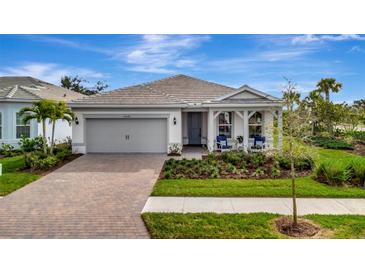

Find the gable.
xmin=225 ymin=90 xmax=265 ymax=100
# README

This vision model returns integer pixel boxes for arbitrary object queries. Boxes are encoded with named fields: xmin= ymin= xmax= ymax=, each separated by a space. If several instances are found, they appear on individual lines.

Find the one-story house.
xmin=0 ymin=76 xmax=85 ymax=148
xmin=70 ymin=75 xmax=283 ymax=154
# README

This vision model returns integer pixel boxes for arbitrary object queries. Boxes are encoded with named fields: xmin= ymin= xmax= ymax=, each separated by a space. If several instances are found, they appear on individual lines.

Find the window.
xmin=16 ymin=113 xmax=30 ymax=139
xmin=218 ymin=112 xmax=232 ymax=138
xmin=0 ymin=112 xmax=2 ymax=139
xmin=249 ymin=112 xmax=262 ymax=138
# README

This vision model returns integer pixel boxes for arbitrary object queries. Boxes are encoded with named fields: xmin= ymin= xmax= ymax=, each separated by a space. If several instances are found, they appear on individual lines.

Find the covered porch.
xmin=182 ymin=107 xmax=282 ymax=152
xmin=207 ymin=108 xmax=283 ymax=152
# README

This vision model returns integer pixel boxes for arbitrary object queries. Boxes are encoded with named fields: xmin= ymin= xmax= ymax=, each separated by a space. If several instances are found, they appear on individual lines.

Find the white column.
xmin=243 ymin=110 xmax=249 ymax=152
xmin=207 ymin=109 xmax=215 ymax=152
xmin=278 ymin=109 xmax=283 ymax=150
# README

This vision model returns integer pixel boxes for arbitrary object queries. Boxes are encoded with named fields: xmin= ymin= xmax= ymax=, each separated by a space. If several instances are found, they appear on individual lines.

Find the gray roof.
xmin=0 ymin=76 xmax=86 ymax=102
xmin=72 ymin=75 xmax=236 ymax=105
xmin=71 ymin=74 xmax=281 ymax=107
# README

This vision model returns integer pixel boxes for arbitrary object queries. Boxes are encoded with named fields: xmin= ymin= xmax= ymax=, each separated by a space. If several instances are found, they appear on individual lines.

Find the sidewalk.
xmin=142 ymin=197 xmax=365 ymax=215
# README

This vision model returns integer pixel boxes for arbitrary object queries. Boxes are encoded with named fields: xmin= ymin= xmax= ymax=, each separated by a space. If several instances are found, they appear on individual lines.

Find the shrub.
xmin=249 ymin=152 xmax=265 ymax=168
xmin=277 ymin=154 xmax=313 ymax=171
xmin=277 ymin=155 xmax=290 ymax=170
xmin=24 ymin=151 xmax=59 ymax=170
xmin=0 ymin=143 xmax=15 ymax=157
xmin=349 ymin=158 xmax=365 ymax=187
xmin=271 ymin=160 xmax=281 ymax=178
xmin=221 ymin=151 xmax=244 ymax=166
xmin=252 ymin=167 xmax=265 ymax=177
xmin=309 ymin=136 xmax=353 ymax=150
xmin=316 ymin=160 xmax=352 ymax=186
xmin=55 ymin=148 xmax=72 ymax=161
xmin=19 ymin=136 xmax=44 ymax=152
xmin=346 ymin=131 xmax=365 ymax=142
xmin=294 ymin=155 xmax=315 ymax=171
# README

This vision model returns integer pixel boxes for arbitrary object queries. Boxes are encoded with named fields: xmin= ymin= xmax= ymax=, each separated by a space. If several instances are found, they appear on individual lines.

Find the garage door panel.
xmin=86 ymin=118 xmax=167 ymax=153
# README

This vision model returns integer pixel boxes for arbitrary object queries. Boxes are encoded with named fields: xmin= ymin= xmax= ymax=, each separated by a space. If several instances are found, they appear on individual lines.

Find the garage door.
xmin=86 ymin=118 xmax=167 ymax=153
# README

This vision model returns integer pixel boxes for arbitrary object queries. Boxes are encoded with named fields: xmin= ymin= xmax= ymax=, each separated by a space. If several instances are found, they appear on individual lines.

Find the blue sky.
xmin=0 ymin=34 xmax=364 ymax=102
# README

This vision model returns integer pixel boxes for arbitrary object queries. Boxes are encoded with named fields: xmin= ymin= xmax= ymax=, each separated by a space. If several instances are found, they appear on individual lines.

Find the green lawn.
xmin=0 ymin=156 xmax=40 ymax=196
xmin=152 ymin=177 xmax=365 ymax=197
xmin=142 ymin=213 xmax=365 ymax=239
xmin=315 ymin=147 xmax=363 ymax=164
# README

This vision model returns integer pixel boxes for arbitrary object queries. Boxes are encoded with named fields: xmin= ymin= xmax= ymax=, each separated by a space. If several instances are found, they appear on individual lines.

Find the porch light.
xmin=173 ymin=117 xmax=177 ymax=125
xmin=75 ymin=116 xmax=79 ymax=125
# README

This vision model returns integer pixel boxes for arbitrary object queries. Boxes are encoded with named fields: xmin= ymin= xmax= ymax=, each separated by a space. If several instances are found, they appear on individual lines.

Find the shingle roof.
xmin=72 ymin=74 xmax=236 ymax=105
xmin=0 ymin=76 xmax=86 ymax=102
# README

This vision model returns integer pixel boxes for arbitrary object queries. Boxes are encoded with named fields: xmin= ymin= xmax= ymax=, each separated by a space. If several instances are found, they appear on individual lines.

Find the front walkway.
xmin=143 ymin=197 xmax=365 ymax=215
xmin=0 ymin=154 xmax=165 ymax=238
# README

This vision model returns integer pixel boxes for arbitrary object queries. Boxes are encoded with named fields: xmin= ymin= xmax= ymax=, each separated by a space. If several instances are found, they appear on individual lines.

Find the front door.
xmin=188 ymin=112 xmax=202 ymax=145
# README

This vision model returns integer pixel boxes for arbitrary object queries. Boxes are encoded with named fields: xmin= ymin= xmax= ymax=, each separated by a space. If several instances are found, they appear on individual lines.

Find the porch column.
xmin=278 ymin=109 xmax=283 ymax=151
xmin=243 ymin=110 xmax=249 ymax=152
xmin=207 ymin=109 xmax=215 ymax=152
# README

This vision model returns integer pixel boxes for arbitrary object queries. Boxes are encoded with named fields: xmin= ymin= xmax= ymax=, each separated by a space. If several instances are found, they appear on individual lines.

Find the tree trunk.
xmin=42 ymin=119 xmax=47 ymax=154
xmin=290 ymin=141 xmax=298 ymax=226
xmin=50 ymin=120 xmax=56 ymax=155
xmin=325 ymin=91 xmax=330 ymax=102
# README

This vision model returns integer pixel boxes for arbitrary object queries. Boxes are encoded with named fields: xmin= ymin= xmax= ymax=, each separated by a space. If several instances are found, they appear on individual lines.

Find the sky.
xmin=0 ymin=34 xmax=364 ymax=102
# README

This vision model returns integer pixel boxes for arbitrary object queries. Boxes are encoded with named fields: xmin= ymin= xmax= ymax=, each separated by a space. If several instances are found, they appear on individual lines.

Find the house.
xmin=0 ymin=76 xmax=85 ymax=148
xmin=70 ymin=74 xmax=283 ymax=154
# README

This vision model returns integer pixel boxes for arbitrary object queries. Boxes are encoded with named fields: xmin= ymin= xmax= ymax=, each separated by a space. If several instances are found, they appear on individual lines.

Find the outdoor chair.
xmin=216 ymin=135 xmax=232 ymax=152
xmin=251 ymin=135 xmax=266 ymax=151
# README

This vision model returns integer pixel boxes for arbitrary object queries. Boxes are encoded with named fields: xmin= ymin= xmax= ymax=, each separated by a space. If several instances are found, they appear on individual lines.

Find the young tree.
xmin=282 ymin=79 xmax=310 ymax=226
xmin=49 ymin=101 xmax=75 ymax=154
xmin=18 ymin=100 xmax=54 ymax=154
xmin=315 ymin=78 xmax=343 ymax=102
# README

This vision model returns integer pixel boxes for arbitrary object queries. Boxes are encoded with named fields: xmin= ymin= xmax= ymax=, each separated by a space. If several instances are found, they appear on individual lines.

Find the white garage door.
xmin=86 ymin=118 xmax=167 ymax=153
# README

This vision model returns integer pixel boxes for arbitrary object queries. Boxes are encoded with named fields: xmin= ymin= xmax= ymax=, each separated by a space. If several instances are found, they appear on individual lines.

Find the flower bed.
xmin=161 ymin=151 xmax=314 ymax=179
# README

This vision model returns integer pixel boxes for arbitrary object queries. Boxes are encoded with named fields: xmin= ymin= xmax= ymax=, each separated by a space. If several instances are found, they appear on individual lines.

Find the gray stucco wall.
xmin=0 ymin=102 xmax=39 ymax=148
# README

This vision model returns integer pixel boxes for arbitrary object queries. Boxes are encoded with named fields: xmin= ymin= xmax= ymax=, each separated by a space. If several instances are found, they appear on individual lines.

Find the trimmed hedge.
xmin=308 ymin=136 xmax=353 ymax=150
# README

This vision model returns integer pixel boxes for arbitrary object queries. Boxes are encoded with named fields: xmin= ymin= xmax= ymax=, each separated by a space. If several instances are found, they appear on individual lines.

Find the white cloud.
xmin=348 ymin=46 xmax=364 ymax=53
xmin=119 ymin=35 xmax=210 ymax=73
xmin=0 ymin=62 xmax=106 ymax=84
xmin=292 ymin=34 xmax=365 ymax=45
xmin=26 ymin=35 xmax=113 ymax=55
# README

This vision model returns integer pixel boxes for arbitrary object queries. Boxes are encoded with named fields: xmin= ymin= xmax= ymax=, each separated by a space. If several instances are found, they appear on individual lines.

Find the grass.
xmin=142 ymin=213 xmax=365 ymax=239
xmin=152 ymin=177 xmax=365 ymax=198
xmin=0 ymin=156 xmax=40 ymax=196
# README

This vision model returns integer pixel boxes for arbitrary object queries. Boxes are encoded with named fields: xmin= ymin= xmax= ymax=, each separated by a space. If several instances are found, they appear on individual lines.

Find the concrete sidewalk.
xmin=142 ymin=197 xmax=365 ymax=215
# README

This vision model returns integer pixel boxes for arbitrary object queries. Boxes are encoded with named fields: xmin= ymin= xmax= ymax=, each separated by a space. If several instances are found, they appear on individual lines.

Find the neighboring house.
xmin=0 ymin=76 xmax=85 ymax=148
xmin=70 ymin=75 xmax=283 ymax=154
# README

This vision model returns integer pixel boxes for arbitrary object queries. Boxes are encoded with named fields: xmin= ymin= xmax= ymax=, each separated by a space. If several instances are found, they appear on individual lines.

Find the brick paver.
xmin=0 ymin=154 xmax=165 ymax=238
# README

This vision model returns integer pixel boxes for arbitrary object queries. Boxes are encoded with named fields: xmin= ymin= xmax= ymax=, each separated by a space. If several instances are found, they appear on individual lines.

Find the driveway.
xmin=0 ymin=154 xmax=165 ymax=238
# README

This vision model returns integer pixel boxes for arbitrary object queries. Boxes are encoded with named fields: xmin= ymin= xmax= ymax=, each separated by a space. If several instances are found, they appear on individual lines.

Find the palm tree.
xmin=303 ymin=90 xmax=323 ymax=135
xmin=19 ymin=100 xmax=54 ymax=154
xmin=315 ymin=78 xmax=343 ymax=102
xmin=49 ymin=101 xmax=75 ymax=154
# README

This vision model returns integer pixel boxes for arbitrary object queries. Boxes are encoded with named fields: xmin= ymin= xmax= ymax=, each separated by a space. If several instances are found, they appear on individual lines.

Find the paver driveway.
xmin=0 ymin=154 xmax=165 ymax=238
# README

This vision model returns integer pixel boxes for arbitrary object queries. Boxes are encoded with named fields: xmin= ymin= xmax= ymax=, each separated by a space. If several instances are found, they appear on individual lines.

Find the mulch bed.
xmin=275 ymin=216 xmax=320 ymax=238
xmin=20 ymin=154 xmax=82 ymax=176
xmin=352 ymin=141 xmax=365 ymax=156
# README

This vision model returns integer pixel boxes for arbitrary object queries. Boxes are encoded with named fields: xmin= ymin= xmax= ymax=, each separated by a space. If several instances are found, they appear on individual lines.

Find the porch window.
xmin=16 ymin=113 xmax=30 ymax=139
xmin=249 ymin=112 xmax=262 ymax=138
xmin=218 ymin=112 xmax=232 ymax=138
